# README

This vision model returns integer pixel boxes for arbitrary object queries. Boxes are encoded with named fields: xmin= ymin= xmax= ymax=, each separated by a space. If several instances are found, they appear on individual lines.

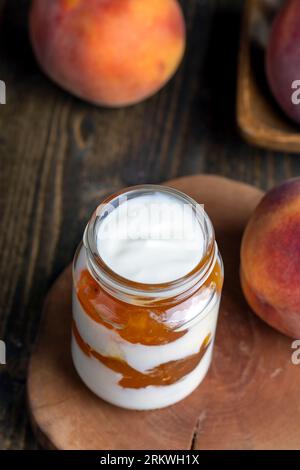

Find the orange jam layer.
xmin=76 ymin=260 xmax=222 ymax=346
xmin=73 ymin=321 xmax=211 ymax=389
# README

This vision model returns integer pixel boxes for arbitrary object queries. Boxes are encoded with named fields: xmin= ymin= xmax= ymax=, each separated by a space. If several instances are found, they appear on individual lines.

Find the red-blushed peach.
xmin=240 ymin=178 xmax=300 ymax=338
xmin=29 ymin=0 xmax=185 ymax=107
xmin=266 ymin=0 xmax=300 ymax=125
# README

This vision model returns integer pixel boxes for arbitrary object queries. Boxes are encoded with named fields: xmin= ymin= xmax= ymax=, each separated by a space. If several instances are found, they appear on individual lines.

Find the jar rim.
xmin=83 ymin=184 xmax=217 ymax=302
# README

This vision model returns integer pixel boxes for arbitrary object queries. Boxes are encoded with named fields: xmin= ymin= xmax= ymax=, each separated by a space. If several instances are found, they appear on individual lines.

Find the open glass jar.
xmin=72 ymin=185 xmax=224 ymax=410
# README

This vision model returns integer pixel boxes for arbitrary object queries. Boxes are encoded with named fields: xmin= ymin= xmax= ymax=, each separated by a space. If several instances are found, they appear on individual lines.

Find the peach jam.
xmin=72 ymin=185 xmax=224 ymax=410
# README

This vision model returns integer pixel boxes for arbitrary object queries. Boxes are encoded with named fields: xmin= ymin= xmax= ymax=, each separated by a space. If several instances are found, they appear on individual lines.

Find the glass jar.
xmin=72 ymin=185 xmax=224 ymax=410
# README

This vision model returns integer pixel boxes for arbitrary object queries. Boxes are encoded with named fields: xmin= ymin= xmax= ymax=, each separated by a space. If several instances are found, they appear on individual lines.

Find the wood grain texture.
xmin=0 ymin=0 xmax=5 ymax=21
xmin=28 ymin=175 xmax=300 ymax=450
xmin=1 ymin=0 xmax=300 ymax=450
xmin=237 ymin=0 xmax=300 ymax=152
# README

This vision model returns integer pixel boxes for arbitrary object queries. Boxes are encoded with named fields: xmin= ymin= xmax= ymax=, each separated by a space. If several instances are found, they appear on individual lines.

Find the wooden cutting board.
xmin=27 ymin=175 xmax=300 ymax=450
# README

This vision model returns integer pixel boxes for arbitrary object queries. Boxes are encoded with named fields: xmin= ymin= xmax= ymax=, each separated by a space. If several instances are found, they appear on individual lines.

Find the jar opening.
xmin=83 ymin=185 xmax=217 ymax=303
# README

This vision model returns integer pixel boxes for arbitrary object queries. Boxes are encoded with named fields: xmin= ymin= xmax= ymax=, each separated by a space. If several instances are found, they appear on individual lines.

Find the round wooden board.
xmin=27 ymin=175 xmax=300 ymax=450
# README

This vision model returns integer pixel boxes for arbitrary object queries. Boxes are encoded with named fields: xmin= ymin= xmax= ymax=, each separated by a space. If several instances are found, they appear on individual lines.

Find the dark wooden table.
xmin=1 ymin=0 xmax=300 ymax=450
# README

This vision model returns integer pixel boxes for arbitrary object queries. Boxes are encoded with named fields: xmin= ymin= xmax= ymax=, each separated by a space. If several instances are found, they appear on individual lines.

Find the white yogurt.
xmin=72 ymin=335 xmax=214 ymax=410
xmin=96 ymin=192 xmax=205 ymax=284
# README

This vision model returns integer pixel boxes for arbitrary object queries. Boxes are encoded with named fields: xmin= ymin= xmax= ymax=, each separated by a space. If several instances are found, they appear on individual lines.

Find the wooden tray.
xmin=27 ymin=175 xmax=300 ymax=450
xmin=237 ymin=0 xmax=300 ymax=153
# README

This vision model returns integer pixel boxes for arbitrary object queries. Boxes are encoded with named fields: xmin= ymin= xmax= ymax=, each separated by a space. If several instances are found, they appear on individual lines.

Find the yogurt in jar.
xmin=72 ymin=185 xmax=223 ymax=410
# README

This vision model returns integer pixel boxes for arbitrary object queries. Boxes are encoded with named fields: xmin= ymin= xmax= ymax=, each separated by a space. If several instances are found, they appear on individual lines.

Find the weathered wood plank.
xmin=0 ymin=0 xmax=300 ymax=450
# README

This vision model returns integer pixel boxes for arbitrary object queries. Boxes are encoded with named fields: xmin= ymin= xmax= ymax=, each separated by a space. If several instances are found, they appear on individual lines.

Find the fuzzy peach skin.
xmin=29 ymin=0 xmax=185 ymax=107
xmin=266 ymin=0 xmax=300 ymax=125
xmin=241 ymin=178 xmax=300 ymax=338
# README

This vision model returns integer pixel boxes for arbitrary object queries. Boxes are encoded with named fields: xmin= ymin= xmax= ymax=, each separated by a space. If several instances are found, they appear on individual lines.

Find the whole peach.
xmin=29 ymin=0 xmax=185 ymax=107
xmin=266 ymin=0 xmax=300 ymax=125
xmin=241 ymin=178 xmax=300 ymax=338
